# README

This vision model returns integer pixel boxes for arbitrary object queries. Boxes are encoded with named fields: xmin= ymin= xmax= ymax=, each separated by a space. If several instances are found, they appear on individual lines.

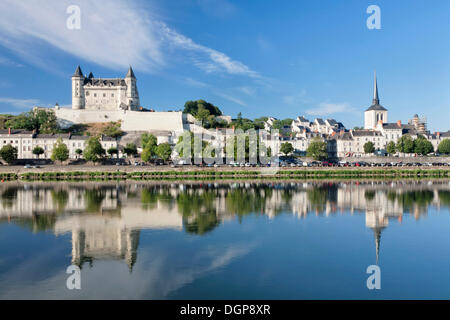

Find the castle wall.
xmin=121 ymin=111 xmax=184 ymax=132
xmin=54 ymin=108 xmax=185 ymax=133
xmin=55 ymin=108 xmax=126 ymax=128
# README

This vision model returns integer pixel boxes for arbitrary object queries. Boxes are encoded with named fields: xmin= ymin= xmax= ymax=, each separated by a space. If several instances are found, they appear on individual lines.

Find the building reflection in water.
xmin=0 ymin=180 xmax=449 ymax=270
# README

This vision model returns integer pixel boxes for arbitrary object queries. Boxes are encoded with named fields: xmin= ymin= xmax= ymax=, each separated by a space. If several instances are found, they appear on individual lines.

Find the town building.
xmin=0 ymin=129 xmax=117 ymax=160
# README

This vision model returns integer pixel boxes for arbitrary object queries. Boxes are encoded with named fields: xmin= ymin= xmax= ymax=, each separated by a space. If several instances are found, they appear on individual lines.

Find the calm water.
xmin=0 ymin=180 xmax=450 ymax=299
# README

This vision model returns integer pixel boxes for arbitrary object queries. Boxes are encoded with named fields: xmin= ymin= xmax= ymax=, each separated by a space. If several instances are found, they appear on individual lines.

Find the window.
xmin=86 ymin=91 xmax=89 ymax=96
xmin=103 ymin=93 xmax=106 ymax=97
xmin=111 ymin=93 xmax=114 ymax=97
xmin=94 ymin=93 xmax=97 ymax=97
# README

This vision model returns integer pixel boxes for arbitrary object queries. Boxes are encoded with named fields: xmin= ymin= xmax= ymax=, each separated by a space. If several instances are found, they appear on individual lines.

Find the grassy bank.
xmin=14 ymin=168 xmax=450 ymax=181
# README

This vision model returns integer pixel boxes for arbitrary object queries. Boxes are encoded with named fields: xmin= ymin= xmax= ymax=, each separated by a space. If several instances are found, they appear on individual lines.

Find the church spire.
xmin=373 ymin=71 xmax=379 ymax=105
xmin=373 ymin=227 xmax=382 ymax=265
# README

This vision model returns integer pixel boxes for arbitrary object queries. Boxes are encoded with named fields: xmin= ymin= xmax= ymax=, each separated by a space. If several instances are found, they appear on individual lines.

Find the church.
xmin=364 ymin=72 xmax=388 ymax=130
xmin=72 ymin=65 xmax=140 ymax=111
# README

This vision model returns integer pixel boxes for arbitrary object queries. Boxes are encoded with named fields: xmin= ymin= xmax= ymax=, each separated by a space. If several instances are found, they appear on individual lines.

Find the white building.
xmin=364 ymin=72 xmax=388 ymax=130
xmin=72 ymin=66 xmax=140 ymax=111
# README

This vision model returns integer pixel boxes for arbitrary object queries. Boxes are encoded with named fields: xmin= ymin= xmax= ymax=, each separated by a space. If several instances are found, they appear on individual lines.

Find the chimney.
xmin=331 ymin=131 xmax=336 ymax=137
xmin=397 ymin=120 xmax=401 ymax=128
xmin=232 ymin=125 xmax=235 ymax=132
xmin=340 ymin=129 xmax=344 ymax=135
xmin=8 ymin=128 xmax=11 ymax=135
xmin=303 ymin=128 xmax=306 ymax=134
xmin=378 ymin=120 xmax=383 ymax=125
xmin=437 ymin=132 xmax=441 ymax=137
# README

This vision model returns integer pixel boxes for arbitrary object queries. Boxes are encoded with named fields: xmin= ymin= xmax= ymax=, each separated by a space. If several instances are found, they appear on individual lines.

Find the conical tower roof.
xmin=73 ymin=65 xmax=84 ymax=77
xmin=366 ymin=71 xmax=387 ymax=111
xmin=125 ymin=66 xmax=136 ymax=79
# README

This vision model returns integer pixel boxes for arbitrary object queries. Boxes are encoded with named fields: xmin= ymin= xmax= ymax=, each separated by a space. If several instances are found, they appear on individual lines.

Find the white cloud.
xmin=0 ymin=97 xmax=39 ymax=109
xmin=184 ymin=77 xmax=209 ymax=88
xmin=305 ymin=102 xmax=353 ymax=116
xmin=283 ymin=89 xmax=308 ymax=105
xmin=197 ymin=0 xmax=238 ymax=18
xmin=0 ymin=56 xmax=23 ymax=67
xmin=214 ymin=91 xmax=247 ymax=106
xmin=0 ymin=0 xmax=256 ymax=77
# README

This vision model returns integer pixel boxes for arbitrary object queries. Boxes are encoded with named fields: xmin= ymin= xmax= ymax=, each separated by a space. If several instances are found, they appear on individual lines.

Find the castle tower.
xmin=364 ymin=71 xmax=388 ymax=129
xmin=125 ymin=66 xmax=140 ymax=111
xmin=72 ymin=65 xmax=85 ymax=110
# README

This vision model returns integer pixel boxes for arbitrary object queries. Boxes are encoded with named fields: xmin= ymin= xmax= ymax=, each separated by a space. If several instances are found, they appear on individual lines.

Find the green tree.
xmin=6 ymin=109 xmax=59 ymax=133
xmin=156 ymin=143 xmax=173 ymax=162
xmin=75 ymin=148 xmax=83 ymax=158
xmin=83 ymin=137 xmax=105 ymax=163
xmin=141 ymin=133 xmax=157 ymax=150
xmin=386 ymin=141 xmax=396 ymax=154
xmin=363 ymin=141 xmax=375 ymax=154
xmin=124 ymin=143 xmax=138 ymax=157
xmin=51 ymin=138 xmax=69 ymax=163
xmin=0 ymin=144 xmax=17 ymax=164
xmin=141 ymin=133 xmax=157 ymax=162
xmin=438 ymin=139 xmax=450 ymax=154
xmin=183 ymin=100 xmax=222 ymax=117
xmin=306 ymin=138 xmax=328 ymax=160
xmin=280 ymin=142 xmax=294 ymax=155
xmin=32 ymin=146 xmax=44 ymax=159
xmin=414 ymin=136 xmax=434 ymax=155
xmin=101 ymin=122 xmax=123 ymax=138
xmin=107 ymin=147 xmax=119 ymax=158
xmin=396 ymin=135 xmax=415 ymax=153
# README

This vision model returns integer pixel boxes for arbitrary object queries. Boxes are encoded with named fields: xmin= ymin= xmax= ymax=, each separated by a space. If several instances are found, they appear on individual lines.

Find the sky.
xmin=0 ymin=0 xmax=449 ymax=131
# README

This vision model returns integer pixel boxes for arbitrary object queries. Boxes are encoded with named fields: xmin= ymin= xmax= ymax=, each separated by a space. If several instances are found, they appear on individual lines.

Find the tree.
xmin=438 ymin=139 xmax=450 ymax=154
xmin=386 ymin=141 xmax=396 ymax=154
xmin=183 ymin=100 xmax=222 ymax=117
xmin=141 ymin=133 xmax=157 ymax=162
xmin=124 ymin=143 xmax=138 ymax=157
xmin=396 ymin=135 xmax=415 ymax=153
xmin=156 ymin=143 xmax=173 ymax=162
xmin=101 ymin=122 xmax=123 ymax=138
xmin=107 ymin=147 xmax=119 ymax=158
xmin=363 ymin=141 xmax=375 ymax=154
xmin=75 ymin=148 xmax=83 ymax=158
xmin=141 ymin=133 xmax=157 ymax=150
xmin=306 ymin=138 xmax=328 ymax=161
xmin=0 ymin=144 xmax=17 ymax=164
xmin=83 ymin=137 xmax=105 ymax=163
xmin=32 ymin=146 xmax=44 ymax=159
xmin=5 ymin=109 xmax=59 ymax=133
xmin=280 ymin=142 xmax=294 ymax=155
xmin=414 ymin=136 xmax=434 ymax=155
xmin=51 ymin=138 xmax=69 ymax=163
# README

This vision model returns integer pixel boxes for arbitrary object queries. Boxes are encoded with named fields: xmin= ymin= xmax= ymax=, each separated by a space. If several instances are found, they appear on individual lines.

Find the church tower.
xmin=125 ymin=66 xmax=140 ymax=110
xmin=364 ymin=72 xmax=388 ymax=129
xmin=72 ymin=65 xmax=85 ymax=110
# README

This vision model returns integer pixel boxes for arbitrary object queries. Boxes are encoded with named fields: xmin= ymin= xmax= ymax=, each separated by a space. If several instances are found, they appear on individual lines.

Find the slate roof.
xmin=352 ymin=130 xmax=383 ymax=137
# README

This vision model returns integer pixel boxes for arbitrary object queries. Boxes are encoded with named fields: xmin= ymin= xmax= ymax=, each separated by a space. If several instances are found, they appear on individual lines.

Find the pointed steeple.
xmin=374 ymin=227 xmax=381 ymax=265
xmin=372 ymin=71 xmax=379 ymax=105
xmin=73 ymin=65 xmax=83 ymax=77
xmin=88 ymin=72 xmax=94 ymax=79
xmin=125 ymin=66 xmax=136 ymax=79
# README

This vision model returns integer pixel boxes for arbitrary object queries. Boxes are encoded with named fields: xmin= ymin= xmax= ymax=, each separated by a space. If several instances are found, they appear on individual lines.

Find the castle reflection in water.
xmin=0 ymin=180 xmax=449 ymax=270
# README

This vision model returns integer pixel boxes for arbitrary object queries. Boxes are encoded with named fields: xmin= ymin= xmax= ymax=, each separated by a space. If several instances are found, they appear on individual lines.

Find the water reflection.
xmin=0 ymin=180 xmax=449 ymax=271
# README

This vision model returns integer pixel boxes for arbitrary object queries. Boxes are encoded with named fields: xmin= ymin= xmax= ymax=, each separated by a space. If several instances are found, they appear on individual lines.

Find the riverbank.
xmin=0 ymin=166 xmax=446 ymax=181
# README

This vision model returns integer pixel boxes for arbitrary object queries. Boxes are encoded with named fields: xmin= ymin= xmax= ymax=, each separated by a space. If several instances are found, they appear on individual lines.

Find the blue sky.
xmin=0 ymin=0 xmax=449 ymax=131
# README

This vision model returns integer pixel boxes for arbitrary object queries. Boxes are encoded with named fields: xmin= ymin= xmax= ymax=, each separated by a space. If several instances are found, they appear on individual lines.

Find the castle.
xmin=72 ymin=65 xmax=140 ymax=111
